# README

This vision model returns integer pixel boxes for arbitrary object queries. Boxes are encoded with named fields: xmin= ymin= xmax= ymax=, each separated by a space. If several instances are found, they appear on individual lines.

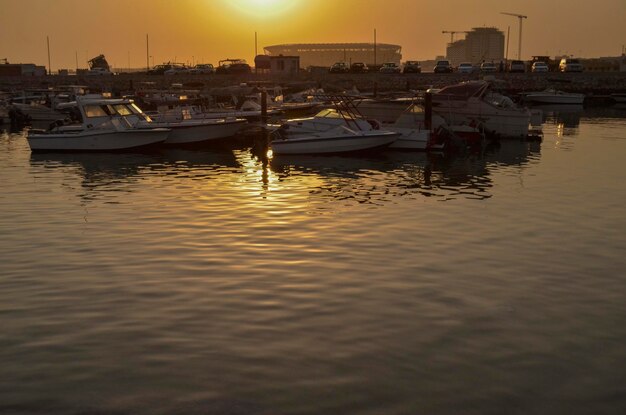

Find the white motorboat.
xmin=271 ymin=105 xmax=399 ymax=155
xmin=26 ymin=96 xmax=170 ymax=151
xmin=523 ymin=89 xmax=585 ymax=105
xmin=432 ymin=81 xmax=532 ymax=138
xmin=201 ymin=100 xmax=282 ymax=121
xmin=145 ymin=107 xmax=247 ymax=144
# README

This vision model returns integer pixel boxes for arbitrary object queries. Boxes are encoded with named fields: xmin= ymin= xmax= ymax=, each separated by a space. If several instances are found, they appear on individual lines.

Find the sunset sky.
xmin=1 ymin=0 xmax=624 ymax=70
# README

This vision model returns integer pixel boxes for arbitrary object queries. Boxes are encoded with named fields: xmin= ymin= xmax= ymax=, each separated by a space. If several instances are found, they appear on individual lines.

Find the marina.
xmin=2 ymin=1 xmax=626 ymax=414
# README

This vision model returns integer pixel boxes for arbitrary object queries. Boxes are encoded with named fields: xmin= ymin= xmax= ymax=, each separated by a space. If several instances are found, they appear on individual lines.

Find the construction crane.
xmin=442 ymin=31 xmax=469 ymax=43
xmin=501 ymin=12 xmax=528 ymax=60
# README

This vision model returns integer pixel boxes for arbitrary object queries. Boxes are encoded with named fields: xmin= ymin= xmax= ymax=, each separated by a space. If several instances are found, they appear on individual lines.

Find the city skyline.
xmin=1 ymin=0 xmax=624 ymax=70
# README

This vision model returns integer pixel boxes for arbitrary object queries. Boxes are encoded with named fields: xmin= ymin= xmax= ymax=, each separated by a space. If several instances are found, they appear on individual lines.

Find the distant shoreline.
xmin=2 ymin=71 xmax=626 ymax=96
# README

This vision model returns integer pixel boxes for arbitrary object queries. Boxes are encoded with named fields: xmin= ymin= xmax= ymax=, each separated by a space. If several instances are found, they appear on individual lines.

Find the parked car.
xmin=402 ymin=61 xmax=421 ymax=73
xmin=216 ymin=59 xmax=251 ymax=74
xmin=531 ymin=61 xmax=549 ymax=73
xmin=350 ymin=62 xmax=369 ymax=73
xmin=147 ymin=64 xmax=176 ymax=75
xmin=480 ymin=62 xmax=498 ymax=73
xmin=329 ymin=62 xmax=350 ymax=73
xmin=85 ymin=67 xmax=113 ymax=76
xmin=508 ymin=60 xmax=526 ymax=73
xmin=379 ymin=62 xmax=401 ymax=73
xmin=188 ymin=64 xmax=215 ymax=74
xmin=457 ymin=62 xmax=475 ymax=74
xmin=559 ymin=58 xmax=584 ymax=72
xmin=433 ymin=60 xmax=453 ymax=73
xmin=164 ymin=65 xmax=188 ymax=75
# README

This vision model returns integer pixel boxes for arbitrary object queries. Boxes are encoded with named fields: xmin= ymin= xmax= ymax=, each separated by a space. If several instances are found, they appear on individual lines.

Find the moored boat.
xmin=523 ymin=89 xmax=585 ymax=105
xmin=270 ymin=100 xmax=399 ymax=155
xmin=144 ymin=107 xmax=247 ymax=144
xmin=431 ymin=80 xmax=532 ymax=138
xmin=26 ymin=96 xmax=169 ymax=151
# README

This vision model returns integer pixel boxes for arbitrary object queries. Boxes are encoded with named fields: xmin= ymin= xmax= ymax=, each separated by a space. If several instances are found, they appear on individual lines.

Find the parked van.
xmin=559 ymin=58 xmax=583 ymax=72
xmin=508 ymin=60 xmax=526 ymax=73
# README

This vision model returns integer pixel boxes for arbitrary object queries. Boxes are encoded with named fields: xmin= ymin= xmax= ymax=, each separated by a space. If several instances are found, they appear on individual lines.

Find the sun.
xmin=223 ymin=0 xmax=298 ymax=17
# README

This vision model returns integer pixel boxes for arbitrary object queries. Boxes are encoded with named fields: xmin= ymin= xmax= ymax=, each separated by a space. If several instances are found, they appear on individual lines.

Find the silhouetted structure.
xmin=264 ymin=43 xmax=402 ymax=67
xmin=446 ymin=27 xmax=504 ymax=66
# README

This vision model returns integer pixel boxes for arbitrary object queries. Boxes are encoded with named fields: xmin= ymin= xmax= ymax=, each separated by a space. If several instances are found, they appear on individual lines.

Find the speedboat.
xmin=26 ymin=96 xmax=170 ymax=151
xmin=431 ymin=80 xmax=532 ymax=138
xmin=145 ymin=107 xmax=247 ymax=144
xmin=271 ymin=107 xmax=398 ymax=155
xmin=523 ymin=89 xmax=585 ymax=105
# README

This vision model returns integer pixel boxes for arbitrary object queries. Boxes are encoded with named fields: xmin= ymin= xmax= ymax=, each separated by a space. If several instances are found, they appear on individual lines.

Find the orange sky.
xmin=0 ymin=0 xmax=624 ymax=70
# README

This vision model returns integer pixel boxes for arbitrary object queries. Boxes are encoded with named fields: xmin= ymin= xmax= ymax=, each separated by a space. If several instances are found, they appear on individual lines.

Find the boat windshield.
xmin=84 ymin=105 xmax=108 ymax=118
xmin=112 ymin=104 xmax=133 ymax=116
xmin=83 ymin=102 xmax=151 ymax=120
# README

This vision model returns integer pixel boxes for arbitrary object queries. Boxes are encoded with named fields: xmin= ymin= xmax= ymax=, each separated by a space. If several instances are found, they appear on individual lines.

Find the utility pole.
xmin=146 ymin=34 xmax=149 ymax=71
xmin=505 ymin=26 xmax=510 ymax=62
xmin=501 ymin=12 xmax=527 ymax=60
xmin=374 ymin=28 xmax=377 ymax=67
xmin=46 ymin=36 xmax=51 ymax=75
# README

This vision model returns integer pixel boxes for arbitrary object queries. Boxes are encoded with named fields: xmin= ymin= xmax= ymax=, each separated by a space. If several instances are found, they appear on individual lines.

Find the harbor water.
xmin=1 ymin=107 xmax=626 ymax=414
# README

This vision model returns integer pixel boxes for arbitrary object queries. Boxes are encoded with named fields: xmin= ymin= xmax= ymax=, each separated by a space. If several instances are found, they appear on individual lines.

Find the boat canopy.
xmin=435 ymin=81 xmax=489 ymax=100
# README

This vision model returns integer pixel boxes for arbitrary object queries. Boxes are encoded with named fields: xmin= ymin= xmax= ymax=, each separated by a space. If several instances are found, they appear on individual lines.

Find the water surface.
xmin=1 ymin=107 xmax=626 ymax=414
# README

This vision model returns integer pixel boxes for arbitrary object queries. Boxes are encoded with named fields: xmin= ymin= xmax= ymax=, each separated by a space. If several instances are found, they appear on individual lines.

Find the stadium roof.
xmin=265 ymin=43 xmax=401 ymax=50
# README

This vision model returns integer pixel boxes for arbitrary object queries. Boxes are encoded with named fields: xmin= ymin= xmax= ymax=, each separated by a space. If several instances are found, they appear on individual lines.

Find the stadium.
xmin=263 ymin=43 xmax=402 ymax=68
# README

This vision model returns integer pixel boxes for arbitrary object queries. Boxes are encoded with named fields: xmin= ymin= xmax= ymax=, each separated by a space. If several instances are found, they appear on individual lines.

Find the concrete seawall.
xmin=2 ymin=71 xmax=626 ymax=96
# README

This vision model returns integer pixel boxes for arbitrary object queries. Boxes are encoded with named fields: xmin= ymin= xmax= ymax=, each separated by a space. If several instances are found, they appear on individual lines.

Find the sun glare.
xmin=224 ymin=0 xmax=298 ymax=17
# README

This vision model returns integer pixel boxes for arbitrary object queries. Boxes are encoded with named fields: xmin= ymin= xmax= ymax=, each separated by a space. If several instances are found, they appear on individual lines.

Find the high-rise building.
xmin=446 ymin=27 xmax=504 ymax=66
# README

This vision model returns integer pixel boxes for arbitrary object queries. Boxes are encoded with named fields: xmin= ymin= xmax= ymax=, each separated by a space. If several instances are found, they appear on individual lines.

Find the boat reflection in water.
xmin=537 ymin=104 xmax=584 ymax=133
xmin=29 ymin=148 xmax=241 ymax=201
xmin=268 ymin=138 xmax=541 ymax=204
xmin=29 ymin=133 xmax=541 ymax=208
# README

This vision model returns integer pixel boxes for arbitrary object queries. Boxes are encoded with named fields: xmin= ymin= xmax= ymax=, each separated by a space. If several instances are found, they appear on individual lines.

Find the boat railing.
xmin=311 ymin=93 xmax=367 ymax=131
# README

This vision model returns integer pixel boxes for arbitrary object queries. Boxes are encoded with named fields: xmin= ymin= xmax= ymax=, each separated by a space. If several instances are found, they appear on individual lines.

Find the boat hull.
xmin=271 ymin=132 xmax=399 ymax=155
xmin=157 ymin=119 xmax=246 ymax=144
xmin=524 ymin=95 xmax=585 ymax=105
xmin=433 ymin=105 xmax=530 ymax=138
xmin=388 ymin=129 xmax=433 ymax=150
xmin=27 ymin=129 xmax=170 ymax=151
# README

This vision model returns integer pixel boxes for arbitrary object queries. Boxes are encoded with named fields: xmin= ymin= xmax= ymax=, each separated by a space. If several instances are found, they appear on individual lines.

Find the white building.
xmin=446 ymin=27 xmax=504 ymax=66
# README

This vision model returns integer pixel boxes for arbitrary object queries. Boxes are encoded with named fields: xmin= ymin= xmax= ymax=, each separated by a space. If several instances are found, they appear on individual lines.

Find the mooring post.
xmin=261 ymin=88 xmax=268 ymax=125
xmin=424 ymin=91 xmax=432 ymax=131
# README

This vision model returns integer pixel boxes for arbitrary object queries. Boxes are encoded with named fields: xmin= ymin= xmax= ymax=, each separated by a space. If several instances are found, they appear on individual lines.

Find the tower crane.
xmin=501 ymin=12 xmax=528 ymax=60
xmin=442 ymin=31 xmax=469 ymax=43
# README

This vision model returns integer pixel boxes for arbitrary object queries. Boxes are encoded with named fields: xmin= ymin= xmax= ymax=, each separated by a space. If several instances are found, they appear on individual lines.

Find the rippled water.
xmin=1 ymin=107 xmax=626 ymax=414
